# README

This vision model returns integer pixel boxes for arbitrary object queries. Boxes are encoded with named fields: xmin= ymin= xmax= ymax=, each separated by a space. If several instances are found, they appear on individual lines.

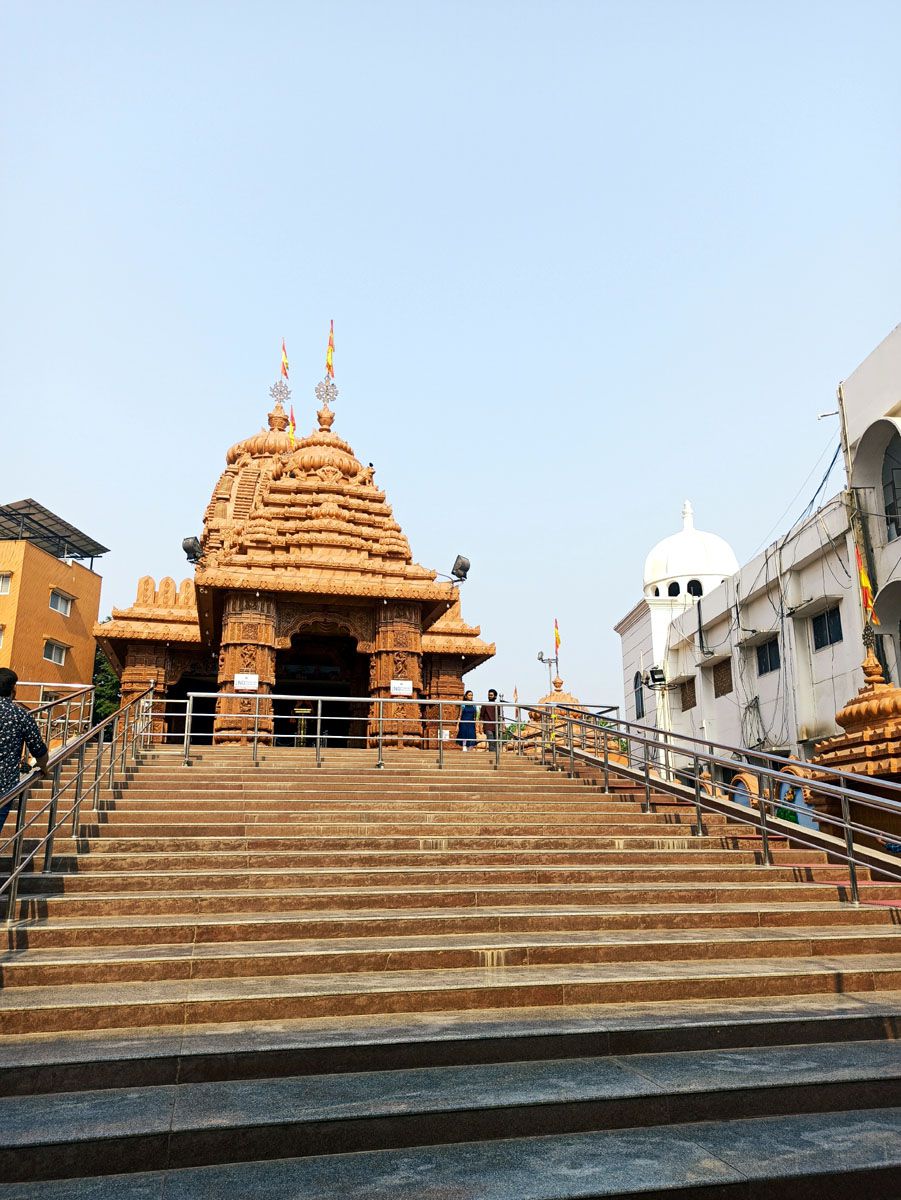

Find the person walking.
xmin=0 ymin=669 xmax=51 ymax=834
xmin=480 ymin=689 xmax=500 ymax=755
xmin=456 ymin=690 xmax=477 ymax=752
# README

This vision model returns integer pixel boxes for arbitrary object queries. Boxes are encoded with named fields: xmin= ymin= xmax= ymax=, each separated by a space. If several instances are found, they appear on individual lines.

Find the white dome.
xmin=643 ymin=501 xmax=739 ymax=599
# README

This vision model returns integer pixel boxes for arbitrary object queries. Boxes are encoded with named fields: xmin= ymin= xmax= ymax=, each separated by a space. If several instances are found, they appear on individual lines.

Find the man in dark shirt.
xmin=480 ymin=689 xmax=500 ymax=755
xmin=0 ymin=668 xmax=50 ymax=832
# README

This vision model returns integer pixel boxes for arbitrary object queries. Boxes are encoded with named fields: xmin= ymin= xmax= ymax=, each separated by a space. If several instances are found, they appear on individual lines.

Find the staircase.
xmin=1 ymin=748 xmax=900 ymax=1197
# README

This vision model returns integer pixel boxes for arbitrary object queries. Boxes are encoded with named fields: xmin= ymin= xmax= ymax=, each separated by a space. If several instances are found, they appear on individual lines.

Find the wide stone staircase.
xmin=1 ymin=749 xmax=900 ymax=1197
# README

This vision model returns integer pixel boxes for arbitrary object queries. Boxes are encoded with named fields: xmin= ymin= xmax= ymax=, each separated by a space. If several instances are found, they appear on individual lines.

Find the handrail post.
xmin=42 ymin=763 xmax=63 ymax=872
xmin=183 ymin=695 xmax=195 ymax=766
xmin=693 ymin=753 xmax=704 ymax=836
xmin=840 ymin=791 xmax=860 ymax=905
xmin=437 ymin=701 xmax=444 ymax=769
xmin=602 ymin=729 xmax=610 ymax=793
xmin=756 ymin=772 xmax=772 ymax=866
xmin=551 ymin=714 xmax=558 ymax=770
xmin=643 ymin=740 xmax=651 ymax=813
xmin=540 ymin=713 xmax=547 ymax=767
xmin=129 ymin=698 xmax=141 ymax=765
xmin=252 ymin=694 xmax=260 ymax=766
xmin=315 ymin=699 xmax=322 ymax=768
xmin=61 ymin=699 xmax=71 ymax=749
xmin=567 ymin=714 xmax=575 ymax=778
xmin=91 ymin=727 xmax=104 ymax=812
xmin=71 ymin=742 xmax=86 ymax=831
xmin=4 ymin=790 xmax=30 ymax=925
xmin=495 ymin=701 xmax=503 ymax=772
xmin=376 ymin=699 xmax=384 ymax=769
xmin=107 ymin=715 xmax=120 ymax=788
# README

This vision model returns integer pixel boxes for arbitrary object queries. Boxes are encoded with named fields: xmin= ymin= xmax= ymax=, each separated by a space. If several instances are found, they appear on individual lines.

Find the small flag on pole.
xmin=513 ymin=686 xmax=519 ymax=705
xmin=856 ymin=545 xmax=880 ymax=625
xmin=554 ymin=619 xmax=561 ymax=651
xmin=281 ymin=339 xmax=289 ymax=380
xmin=325 ymin=320 xmax=335 ymax=379
xmin=289 ymin=404 xmax=296 ymax=449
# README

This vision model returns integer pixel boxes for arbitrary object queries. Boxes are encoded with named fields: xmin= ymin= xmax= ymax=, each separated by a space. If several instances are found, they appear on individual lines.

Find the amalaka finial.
xmin=267 ymin=379 xmax=291 ymax=431
xmin=682 ymin=499 xmax=694 ymax=531
xmin=861 ymin=624 xmax=886 ymax=687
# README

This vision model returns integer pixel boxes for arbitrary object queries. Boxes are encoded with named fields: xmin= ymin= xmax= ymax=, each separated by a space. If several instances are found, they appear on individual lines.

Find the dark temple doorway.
xmin=274 ymin=633 xmax=369 ymax=747
xmin=166 ymin=674 xmax=218 ymax=746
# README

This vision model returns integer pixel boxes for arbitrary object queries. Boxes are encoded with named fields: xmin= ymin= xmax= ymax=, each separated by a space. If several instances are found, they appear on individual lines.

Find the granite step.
xmin=8 ymin=900 xmax=895 ymax=951
xmin=0 ymin=1039 xmax=899 ymax=1183
xmin=3 ymin=925 xmax=900 ymax=988
xmin=7 ymin=1109 xmax=896 ymax=1199
xmin=3 ymin=954 xmax=901 ymax=1035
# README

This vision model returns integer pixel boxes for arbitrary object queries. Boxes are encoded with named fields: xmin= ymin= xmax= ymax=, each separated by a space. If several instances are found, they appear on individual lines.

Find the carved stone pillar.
xmin=368 ymin=601 xmax=423 ymax=747
xmin=422 ymin=654 xmax=466 ymax=749
xmin=121 ymin=645 xmax=168 ymax=743
xmin=214 ymin=592 xmax=277 ymax=745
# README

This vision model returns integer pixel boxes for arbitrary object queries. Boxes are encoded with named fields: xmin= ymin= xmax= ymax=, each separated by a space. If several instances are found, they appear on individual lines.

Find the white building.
xmin=615 ymin=324 xmax=901 ymax=763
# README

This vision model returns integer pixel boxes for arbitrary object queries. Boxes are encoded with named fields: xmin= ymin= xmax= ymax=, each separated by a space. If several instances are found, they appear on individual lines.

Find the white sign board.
xmin=390 ymin=678 xmax=414 ymax=697
xmin=234 ymin=673 xmax=259 ymax=692
xmin=440 ymin=728 xmax=451 ymax=741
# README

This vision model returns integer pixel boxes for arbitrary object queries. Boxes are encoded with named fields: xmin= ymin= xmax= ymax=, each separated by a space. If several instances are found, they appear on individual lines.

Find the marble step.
xmin=15 ymin=864 xmax=870 ymax=895
xmin=10 ymin=881 xmax=892 ymax=921
xmin=9 ymin=900 xmax=893 ymax=950
xmin=3 ymin=954 xmax=901 ymax=1035
xmin=0 ymin=1040 xmax=899 ymax=1183
xmin=6 ymin=1109 xmax=896 ymax=1199
xmin=3 ymin=991 xmax=899 ymax=1097
xmin=3 ymin=925 xmax=900 ymax=988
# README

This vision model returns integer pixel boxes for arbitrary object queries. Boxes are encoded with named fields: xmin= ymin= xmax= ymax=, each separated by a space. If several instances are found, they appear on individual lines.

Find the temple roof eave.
xmin=193 ymin=567 xmax=456 ymax=604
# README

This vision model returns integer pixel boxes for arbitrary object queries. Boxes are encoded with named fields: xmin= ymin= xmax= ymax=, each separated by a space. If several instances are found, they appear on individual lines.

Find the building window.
xmin=812 ymin=606 xmax=843 ymax=650
xmin=0 ymin=574 xmax=10 ymax=595
xmin=687 ymin=579 xmax=703 ymax=597
xmin=756 ymin=637 xmax=780 ymax=676
xmin=667 ymin=581 xmax=680 ymax=597
xmin=43 ymin=640 xmax=67 ymax=666
xmin=680 ymin=678 xmax=697 ymax=711
xmin=713 ymin=658 xmax=733 ymax=697
xmin=49 ymin=590 xmax=73 ymax=617
xmin=883 ymin=431 xmax=901 ymax=542
xmin=633 ymin=671 xmax=645 ymax=719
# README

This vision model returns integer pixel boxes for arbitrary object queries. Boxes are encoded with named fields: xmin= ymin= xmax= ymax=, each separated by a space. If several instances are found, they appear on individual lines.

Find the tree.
xmin=92 ymin=644 xmax=120 ymax=724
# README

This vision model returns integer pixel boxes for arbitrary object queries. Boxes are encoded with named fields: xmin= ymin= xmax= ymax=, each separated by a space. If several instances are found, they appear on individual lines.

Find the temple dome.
xmin=643 ymin=501 xmax=738 ymax=599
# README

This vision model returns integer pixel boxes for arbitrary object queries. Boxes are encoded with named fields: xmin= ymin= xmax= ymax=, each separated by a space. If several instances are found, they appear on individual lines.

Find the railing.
xmin=16 ymin=684 xmax=95 ymax=750
xmin=516 ymin=703 xmax=901 ymax=905
xmin=0 ymin=686 xmax=154 ymax=925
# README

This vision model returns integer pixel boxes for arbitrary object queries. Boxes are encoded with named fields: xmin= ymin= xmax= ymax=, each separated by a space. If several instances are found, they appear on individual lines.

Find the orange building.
xmin=0 ymin=500 xmax=106 ymax=689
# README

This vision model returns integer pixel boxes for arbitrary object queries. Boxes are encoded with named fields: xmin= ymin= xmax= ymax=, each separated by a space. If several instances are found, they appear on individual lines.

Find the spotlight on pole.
xmin=182 ymin=536 xmax=203 ymax=564
xmin=451 ymin=554 xmax=470 ymax=582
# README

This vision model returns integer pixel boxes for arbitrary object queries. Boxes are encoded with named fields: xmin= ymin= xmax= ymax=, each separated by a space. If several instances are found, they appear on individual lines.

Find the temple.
xmin=95 ymin=370 xmax=494 ymax=745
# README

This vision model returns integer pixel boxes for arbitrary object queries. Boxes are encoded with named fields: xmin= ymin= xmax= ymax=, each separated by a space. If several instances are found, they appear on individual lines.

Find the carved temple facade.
xmin=95 ymin=378 xmax=494 ymax=746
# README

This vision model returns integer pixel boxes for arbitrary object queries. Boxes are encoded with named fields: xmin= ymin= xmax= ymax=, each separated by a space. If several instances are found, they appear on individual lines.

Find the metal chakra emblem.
xmin=315 ymin=376 xmax=338 ymax=407
xmin=269 ymin=379 xmax=291 ymax=405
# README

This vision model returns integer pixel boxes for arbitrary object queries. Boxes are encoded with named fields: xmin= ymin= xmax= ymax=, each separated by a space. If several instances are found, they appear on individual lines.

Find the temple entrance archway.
xmin=166 ymin=674 xmax=218 ymax=746
xmin=274 ymin=632 xmax=369 ymax=747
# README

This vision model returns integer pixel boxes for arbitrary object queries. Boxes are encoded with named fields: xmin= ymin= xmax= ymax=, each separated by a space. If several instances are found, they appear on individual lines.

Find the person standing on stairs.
xmin=0 ymin=668 xmax=51 ymax=833
xmin=457 ymin=690 xmax=477 ymax=752
xmin=480 ymin=689 xmax=499 ymax=754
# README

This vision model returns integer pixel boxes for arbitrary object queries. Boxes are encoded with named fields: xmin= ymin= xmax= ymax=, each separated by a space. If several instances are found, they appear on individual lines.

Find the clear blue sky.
xmin=2 ymin=1 xmax=899 ymax=703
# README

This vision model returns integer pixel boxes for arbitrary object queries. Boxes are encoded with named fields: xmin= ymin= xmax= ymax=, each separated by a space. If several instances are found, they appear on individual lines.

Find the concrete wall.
xmin=0 ymin=542 xmax=101 ymax=687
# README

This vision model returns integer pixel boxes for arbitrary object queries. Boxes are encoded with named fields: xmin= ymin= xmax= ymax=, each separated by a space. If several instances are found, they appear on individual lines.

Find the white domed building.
xmin=616 ymin=502 xmax=739 ymax=730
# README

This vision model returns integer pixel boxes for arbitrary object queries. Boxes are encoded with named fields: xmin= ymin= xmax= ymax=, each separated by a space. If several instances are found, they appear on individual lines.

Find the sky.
xmin=1 ymin=1 xmax=899 ymax=705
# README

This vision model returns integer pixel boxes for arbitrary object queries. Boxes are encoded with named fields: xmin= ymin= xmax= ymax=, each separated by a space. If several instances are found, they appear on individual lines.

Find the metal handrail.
xmin=1 ymin=686 xmax=155 ymax=924
xmin=20 ymin=685 xmax=96 ymax=752
xmin=516 ymin=705 xmax=901 ymax=906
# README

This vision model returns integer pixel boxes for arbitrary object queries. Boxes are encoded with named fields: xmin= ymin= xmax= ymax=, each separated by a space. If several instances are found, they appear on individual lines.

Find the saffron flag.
xmin=289 ymin=404 xmax=296 ymax=449
xmin=554 ymin=618 xmax=561 ymax=651
xmin=856 ymin=545 xmax=880 ymax=625
xmin=513 ymin=686 xmax=519 ymax=705
xmin=325 ymin=320 xmax=335 ymax=379
xmin=281 ymin=339 xmax=289 ymax=380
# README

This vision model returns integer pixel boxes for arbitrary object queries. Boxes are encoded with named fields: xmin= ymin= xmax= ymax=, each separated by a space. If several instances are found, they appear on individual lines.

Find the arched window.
xmin=633 ymin=671 xmax=645 ymax=720
xmin=883 ymin=431 xmax=901 ymax=541
xmin=667 ymin=581 xmax=680 ymax=597
xmin=653 ymin=587 xmax=660 ymax=597
xmin=687 ymin=579 xmax=703 ymax=597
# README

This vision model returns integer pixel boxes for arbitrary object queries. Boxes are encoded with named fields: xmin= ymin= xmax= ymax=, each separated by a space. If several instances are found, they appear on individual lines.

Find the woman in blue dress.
xmin=457 ymin=690 xmax=477 ymax=752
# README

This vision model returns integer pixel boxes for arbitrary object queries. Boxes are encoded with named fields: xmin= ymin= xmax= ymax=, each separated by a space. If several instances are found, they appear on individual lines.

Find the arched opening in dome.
xmin=653 ymin=587 xmax=660 ymax=597
xmin=633 ymin=671 xmax=645 ymax=720
xmin=667 ymin=581 xmax=680 ymax=597
xmin=687 ymin=579 xmax=703 ymax=597
xmin=882 ymin=431 xmax=901 ymax=541
xmin=274 ymin=631 xmax=369 ymax=746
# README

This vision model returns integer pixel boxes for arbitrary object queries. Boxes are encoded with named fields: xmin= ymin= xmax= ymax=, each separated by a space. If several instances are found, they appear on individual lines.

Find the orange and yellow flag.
xmin=289 ymin=404 xmax=296 ymax=449
xmin=281 ymin=339 xmax=289 ymax=380
xmin=554 ymin=618 xmax=561 ymax=652
xmin=325 ymin=320 xmax=335 ymax=379
xmin=856 ymin=545 xmax=880 ymax=625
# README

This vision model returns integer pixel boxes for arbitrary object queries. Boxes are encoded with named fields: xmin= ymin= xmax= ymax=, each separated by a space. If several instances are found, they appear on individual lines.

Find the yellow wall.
xmin=0 ymin=542 xmax=102 ymax=686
